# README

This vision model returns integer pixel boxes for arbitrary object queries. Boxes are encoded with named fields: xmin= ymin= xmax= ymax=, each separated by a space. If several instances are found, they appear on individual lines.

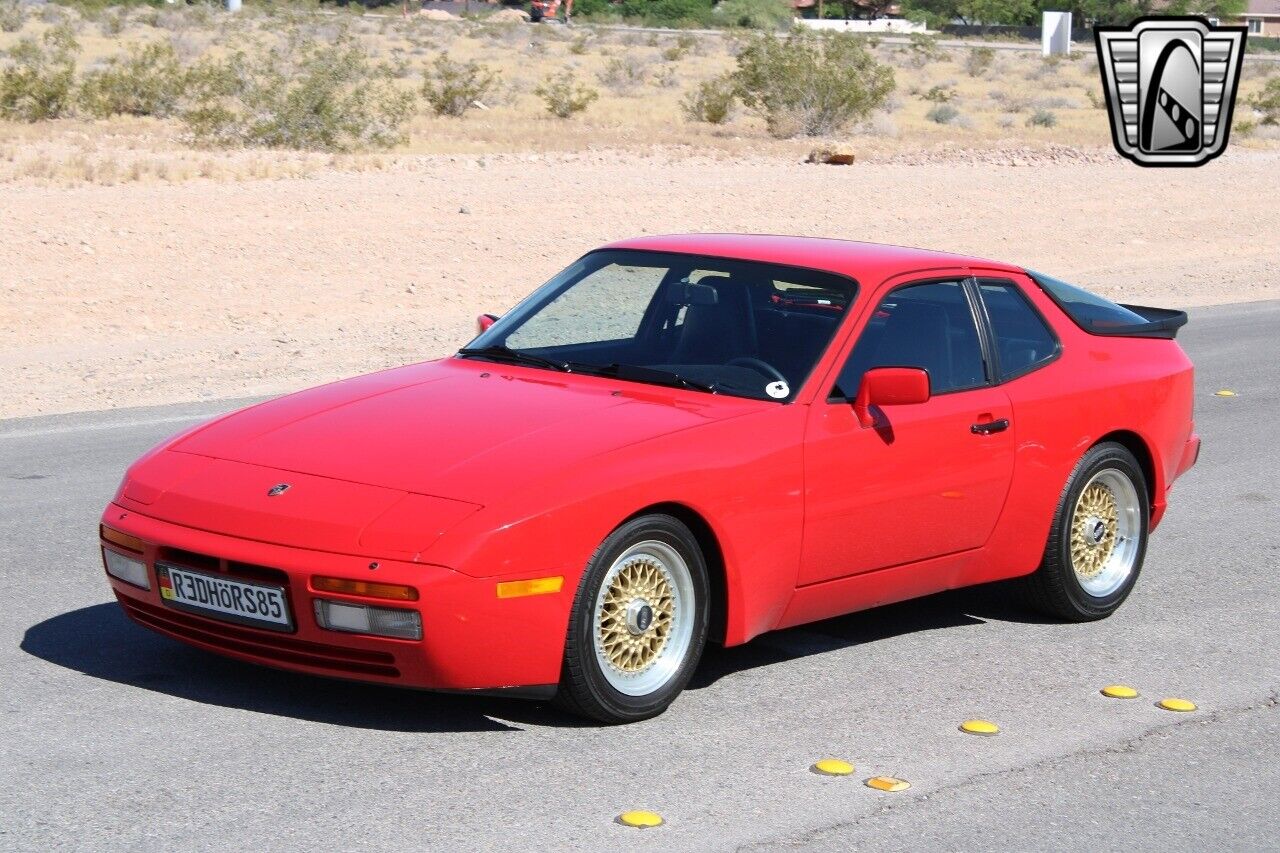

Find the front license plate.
xmin=157 ymin=564 xmax=293 ymax=632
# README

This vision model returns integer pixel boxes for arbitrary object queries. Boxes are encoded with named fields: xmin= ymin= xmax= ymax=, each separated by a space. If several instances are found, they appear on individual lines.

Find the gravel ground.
xmin=3 ymin=148 xmax=1278 ymax=418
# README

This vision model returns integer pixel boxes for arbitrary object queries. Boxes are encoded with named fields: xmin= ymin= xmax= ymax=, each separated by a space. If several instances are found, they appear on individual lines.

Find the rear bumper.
xmin=1153 ymin=432 xmax=1200 ymax=530
xmin=1177 ymin=432 xmax=1201 ymax=478
xmin=100 ymin=503 xmax=570 ymax=692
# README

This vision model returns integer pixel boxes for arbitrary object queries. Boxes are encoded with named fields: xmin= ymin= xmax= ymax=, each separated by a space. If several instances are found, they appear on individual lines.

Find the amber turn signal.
xmin=100 ymin=524 xmax=145 ymax=553
xmin=496 ymin=576 xmax=564 ymax=599
xmin=311 ymin=576 xmax=419 ymax=601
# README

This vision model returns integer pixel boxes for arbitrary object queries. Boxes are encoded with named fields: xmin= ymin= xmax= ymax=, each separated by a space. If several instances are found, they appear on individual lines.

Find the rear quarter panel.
xmin=964 ymin=270 xmax=1196 ymax=585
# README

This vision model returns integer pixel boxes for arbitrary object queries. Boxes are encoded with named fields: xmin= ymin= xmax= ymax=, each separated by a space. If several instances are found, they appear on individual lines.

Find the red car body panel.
xmin=101 ymin=235 xmax=1198 ymax=693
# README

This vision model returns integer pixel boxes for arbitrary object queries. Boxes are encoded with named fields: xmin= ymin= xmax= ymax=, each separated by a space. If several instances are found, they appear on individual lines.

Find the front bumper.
xmin=100 ymin=503 xmax=570 ymax=692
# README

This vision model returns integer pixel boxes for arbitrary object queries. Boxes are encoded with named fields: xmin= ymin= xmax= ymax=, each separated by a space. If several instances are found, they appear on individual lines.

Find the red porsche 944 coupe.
xmin=100 ymin=235 xmax=1200 ymax=723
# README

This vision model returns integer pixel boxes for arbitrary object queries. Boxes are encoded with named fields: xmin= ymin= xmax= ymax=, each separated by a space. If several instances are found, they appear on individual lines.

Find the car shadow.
xmin=690 ymin=582 xmax=1055 ymax=690
xmin=18 ymin=603 xmax=570 ymax=733
xmin=23 ymin=584 xmax=1050 ymax=730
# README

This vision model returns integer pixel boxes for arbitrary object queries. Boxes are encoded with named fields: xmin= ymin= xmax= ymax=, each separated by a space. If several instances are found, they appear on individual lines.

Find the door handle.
xmin=971 ymin=418 xmax=1010 ymax=435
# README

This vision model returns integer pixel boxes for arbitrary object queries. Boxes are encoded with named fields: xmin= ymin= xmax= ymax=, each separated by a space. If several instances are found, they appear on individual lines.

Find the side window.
xmin=978 ymin=279 xmax=1059 ymax=380
xmin=834 ymin=280 xmax=986 ymax=398
xmin=506 ymin=263 xmax=665 ymax=350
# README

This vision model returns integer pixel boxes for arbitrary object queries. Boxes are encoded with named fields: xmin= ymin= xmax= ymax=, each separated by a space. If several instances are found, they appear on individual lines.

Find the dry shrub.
xmin=1 ymin=0 xmax=26 ymax=33
xmin=926 ymin=103 xmax=960 ymax=124
xmin=423 ymin=55 xmax=499 ymax=117
xmin=681 ymin=75 xmax=735 ymax=124
xmin=733 ymin=30 xmax=895 ymax=139
xmin=79 ymin=43 xmax=187 ymax=118
xmin=1026 ymin=108 xmax=1057 ymax=128
xmin=0 ymin=27 xmax=78 ymax=122
xmin=598 ymin=55 xmax=648 ymax=95
xmin=535 ymin=77 xmax=598 ymax=118
xmin=965 ymin=47 xmax=994 ymax=78
xmin=183 ymin=39 xmax=416 ymax=151
xmin=1252 ymin=77 xmax=1280 ymax=125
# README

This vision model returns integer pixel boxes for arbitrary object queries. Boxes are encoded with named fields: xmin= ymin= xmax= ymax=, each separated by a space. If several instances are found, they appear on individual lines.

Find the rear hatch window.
xmin=1028 ymin=271 xmax=1187 ymax=339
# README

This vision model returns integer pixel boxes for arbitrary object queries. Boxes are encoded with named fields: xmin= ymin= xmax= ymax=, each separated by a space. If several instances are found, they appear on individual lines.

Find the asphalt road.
xmin=2 ymin=301 xmax=1278 ymax=852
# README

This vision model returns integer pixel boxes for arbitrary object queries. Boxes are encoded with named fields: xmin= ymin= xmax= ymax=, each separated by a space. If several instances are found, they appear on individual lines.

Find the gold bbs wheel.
xmin=591 ymin=540 xmax=695 ymax=697
xmin=1069 ymin=469 xmax=1141 ymax=597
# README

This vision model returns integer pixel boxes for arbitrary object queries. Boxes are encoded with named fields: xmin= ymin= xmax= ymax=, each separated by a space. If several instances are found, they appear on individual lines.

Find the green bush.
xmin=422 ymin=54 xmax=498 ymax=117
xmin=79 ymin=42 xmax=186 ymax=118
xmin=535 ymin=77 xmax=598 ymax=118
xmin=1252 ymin=77 xmax=1280 ymax=125
xmin=0 ymin=28 xmax=79 ymax=122
xmin=1025 ymin=108 xmax=1057 ymax=128
xmin=715 ymin=0 xmax=794 ymax=30
xmin=921 ymin=84 xmax=954 ymax=103
xmin=965 ymin=46 xmax=994 ymax=78
xmin=571 ymin=0 xmax=616 ymax=18
xmin=612 ymin=0 xmax=714 ymax=26
xmin=0 ymin=0 xmax=25 ymax=34
xmin=182 ymin=40 xmax=416 ymax=151
xmin=732 ymin=30 xmax=895 ymax=139
xmin=681 ymin=74 xmax=735 ymax=124
xmin=926 ymin=102 xmax=959 ymax=124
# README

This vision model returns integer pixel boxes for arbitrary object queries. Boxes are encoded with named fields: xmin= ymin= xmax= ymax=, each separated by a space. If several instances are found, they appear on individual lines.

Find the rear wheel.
xmin=1020 ymin=442 xmax=1149 ymax=621
xmin=556 ymin=514 xmax=708 ymax=724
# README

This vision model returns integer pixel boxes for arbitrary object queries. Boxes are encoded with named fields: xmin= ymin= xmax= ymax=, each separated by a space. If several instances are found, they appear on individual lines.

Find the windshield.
xmin=461 ymin=249 xmax=857 ymax=402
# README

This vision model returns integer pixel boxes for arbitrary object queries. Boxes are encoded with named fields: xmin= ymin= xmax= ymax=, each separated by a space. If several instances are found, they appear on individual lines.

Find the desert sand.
xmin=3 ymin=148 xmax=1278 ymax=419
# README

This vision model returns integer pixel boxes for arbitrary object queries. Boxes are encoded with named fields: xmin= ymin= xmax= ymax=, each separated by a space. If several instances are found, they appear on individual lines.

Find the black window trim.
xmin=971 ymin=275 xmax=1063 ymax=384
xmin=827 ymin=276 xmax=995 ymax=403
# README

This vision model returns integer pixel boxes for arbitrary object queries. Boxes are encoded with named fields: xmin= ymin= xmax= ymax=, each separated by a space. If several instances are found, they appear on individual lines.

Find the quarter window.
xmin=834 ymin=280 xmax=986 ymax=398
xmin=978 ymin=279 xmax=1059 ymax=380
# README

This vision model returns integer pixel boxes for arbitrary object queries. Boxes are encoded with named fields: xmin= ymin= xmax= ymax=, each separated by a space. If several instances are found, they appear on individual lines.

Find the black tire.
xmin=556 ymin=514 xmax=709 ymax=724
xmin=529 ymin=8 xmax=543 ymax=21
xmin=1020 ymin=441 xmax=1150 ymax=621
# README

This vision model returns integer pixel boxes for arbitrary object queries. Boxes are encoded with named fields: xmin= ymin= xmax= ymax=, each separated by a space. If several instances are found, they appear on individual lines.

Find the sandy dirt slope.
xmin=3 ymin=149 xmax=1278 ymax=419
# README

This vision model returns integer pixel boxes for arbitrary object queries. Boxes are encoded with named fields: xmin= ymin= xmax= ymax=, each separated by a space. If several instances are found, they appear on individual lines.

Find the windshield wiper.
xmin=568 ymin=362 xmax=718 ymax=395
xmin=457 ymin=344 xmax=569 ymax=372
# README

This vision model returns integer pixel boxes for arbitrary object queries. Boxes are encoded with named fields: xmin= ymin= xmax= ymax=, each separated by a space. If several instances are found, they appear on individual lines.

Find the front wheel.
xmin=1020 ymin=442 xmax=1150 ymax=621
xmin=556 ymin=514 xmax=709 ymax=723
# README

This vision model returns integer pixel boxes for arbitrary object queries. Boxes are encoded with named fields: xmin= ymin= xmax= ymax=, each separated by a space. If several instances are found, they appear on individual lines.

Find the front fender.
xmin=425 ymin=404 xmax=808 ymax=646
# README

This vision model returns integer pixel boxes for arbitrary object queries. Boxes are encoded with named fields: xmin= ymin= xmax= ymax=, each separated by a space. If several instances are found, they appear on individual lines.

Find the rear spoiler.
xmin=1026 ymin=271 xmax=1188 ymax=340
xmin=1107 ymin=304 xmax=1189 ymax=339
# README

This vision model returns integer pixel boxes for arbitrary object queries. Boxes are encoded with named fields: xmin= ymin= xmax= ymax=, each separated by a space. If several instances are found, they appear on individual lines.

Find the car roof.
xmin=601 ymin=234 xmax=1024 ymax=284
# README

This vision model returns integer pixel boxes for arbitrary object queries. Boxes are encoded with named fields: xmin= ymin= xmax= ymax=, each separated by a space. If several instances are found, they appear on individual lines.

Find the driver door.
xmin=798 ymin=275 xmax=1016 ymax=586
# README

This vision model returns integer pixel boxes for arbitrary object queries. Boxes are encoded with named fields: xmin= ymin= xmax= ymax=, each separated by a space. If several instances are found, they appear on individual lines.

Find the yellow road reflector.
xmin=616 ymin=810 xmax=663 ymax=828
xmin=495 ymin=576 xmax=564 ymax=599
xmin=1157 ymin=697 xmax=1197 ymax=712
xmin=1101 ymin=684 xmax=1139 ymax=699
xmin=959 ymin=719 xmax=1000 ymax=736
xmin=811 ymin=758 xmax=855 ymax=776
xmin=1214 ymin=389 xmax=1236 ymax=397
xmin=865 ymin=776 xmax=911 ymax=792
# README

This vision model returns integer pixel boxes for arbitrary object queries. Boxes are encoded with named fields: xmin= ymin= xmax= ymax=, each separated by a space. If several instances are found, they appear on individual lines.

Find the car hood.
xmin=163 ymin=358 xmax=763 ymax=506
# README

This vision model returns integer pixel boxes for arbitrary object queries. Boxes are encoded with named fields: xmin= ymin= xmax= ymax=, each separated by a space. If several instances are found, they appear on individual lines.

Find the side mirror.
xmin=853 ymin=367 xmax=930 ymax=428
xmin=476 ymin=313 xmax=499 ymax=334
